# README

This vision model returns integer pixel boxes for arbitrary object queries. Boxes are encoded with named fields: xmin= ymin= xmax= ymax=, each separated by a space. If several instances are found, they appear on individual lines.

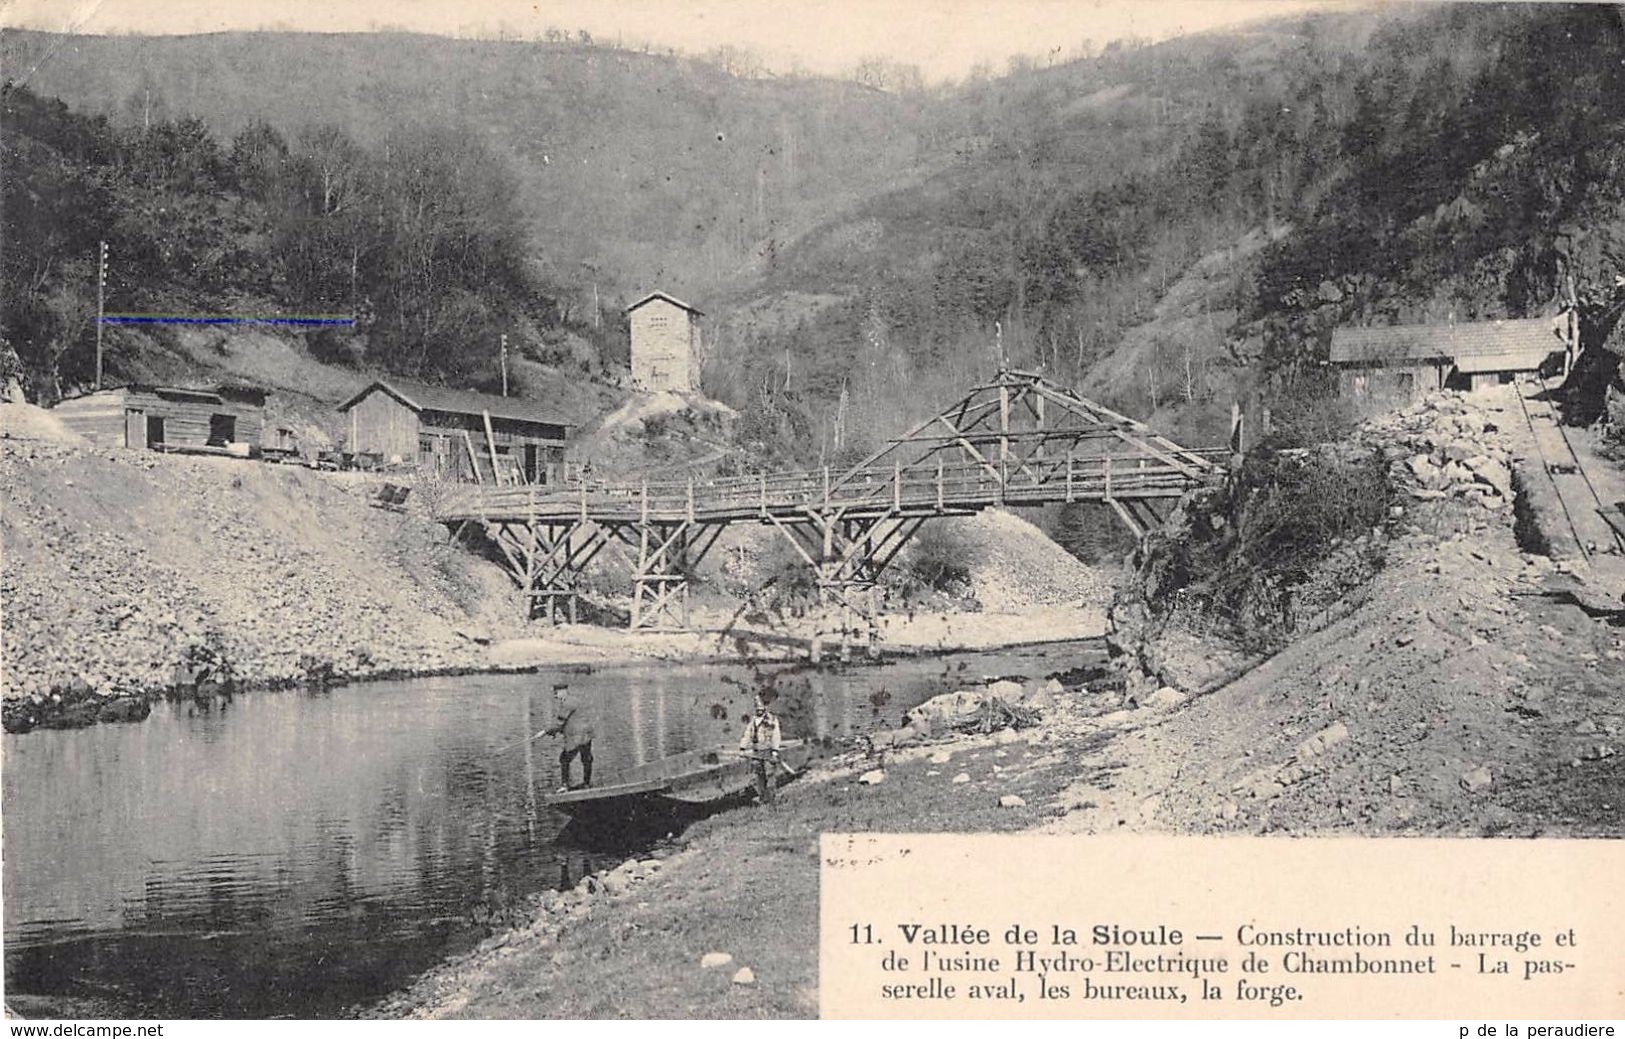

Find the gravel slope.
xmin=1 ymin=413 xmax=518 ymax=729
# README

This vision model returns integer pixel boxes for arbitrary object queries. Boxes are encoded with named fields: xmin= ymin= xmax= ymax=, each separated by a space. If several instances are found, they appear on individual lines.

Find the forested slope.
xmin=0 ymin=30 xmax=933 ymax=307
xmin=713 ymin=4 xmax=1625 ymax=464
xmin=6 ymin=6 xmax=1625 ymax=460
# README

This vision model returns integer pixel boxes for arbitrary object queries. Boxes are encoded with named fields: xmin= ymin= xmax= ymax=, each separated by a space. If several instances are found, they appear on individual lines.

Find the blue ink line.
xmin=99 ymin=316 xmax=355 ymax=326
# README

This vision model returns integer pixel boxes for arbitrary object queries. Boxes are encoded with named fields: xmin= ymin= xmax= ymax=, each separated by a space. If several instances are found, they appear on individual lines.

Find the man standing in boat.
xmin=740 ymin=689 xmax=783 ymax=803
xmin=544 ymin=683 xmax=595 ymax=791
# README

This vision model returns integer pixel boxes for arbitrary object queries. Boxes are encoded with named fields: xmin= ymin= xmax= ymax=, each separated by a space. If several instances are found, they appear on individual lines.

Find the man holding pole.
xmin=543 ymin=683 xmax=595 ymax=791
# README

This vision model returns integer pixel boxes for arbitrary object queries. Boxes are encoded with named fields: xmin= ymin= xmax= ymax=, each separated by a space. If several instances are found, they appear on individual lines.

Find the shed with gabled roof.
xmin=1329 ymin=316 xmax=1565 ymax=400
xmin=627 ymin=291 xmax=704 ymax=393
xmin=336 ymin=379 xmax=570 ymax=484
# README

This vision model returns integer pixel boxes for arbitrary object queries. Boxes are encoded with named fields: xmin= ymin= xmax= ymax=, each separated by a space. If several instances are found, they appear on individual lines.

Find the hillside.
xmin=6 ymin=6 xmax=1625 ymax=474
xmin=0 ymin=406 xmax=515 ymax=731
xmin=0 ymin=29 xmax=934 ymax=304
xmin=706 ymin=4 xmax=1625 ymax=460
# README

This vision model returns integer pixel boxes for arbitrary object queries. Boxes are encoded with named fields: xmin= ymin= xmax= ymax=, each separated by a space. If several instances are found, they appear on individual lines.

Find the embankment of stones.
xmin=1104 ymin=391 xmax=1517 ymax=700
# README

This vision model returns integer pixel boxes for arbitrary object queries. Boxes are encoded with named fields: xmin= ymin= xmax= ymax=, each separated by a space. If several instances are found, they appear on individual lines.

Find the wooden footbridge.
xmin=434 ymin=369 xmax=1227 ymax=633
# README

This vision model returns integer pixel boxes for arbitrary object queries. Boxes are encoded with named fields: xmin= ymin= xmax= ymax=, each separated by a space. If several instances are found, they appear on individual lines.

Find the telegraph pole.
xmin=500 ymin=332 xmax=509 ymax=396
xmin=96 ymin=240 xmax=108 ymax=389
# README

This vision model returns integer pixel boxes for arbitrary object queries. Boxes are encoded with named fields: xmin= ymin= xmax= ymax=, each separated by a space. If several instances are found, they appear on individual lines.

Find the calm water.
xmin=2 ymin=642 xmax=1099 ymax=1018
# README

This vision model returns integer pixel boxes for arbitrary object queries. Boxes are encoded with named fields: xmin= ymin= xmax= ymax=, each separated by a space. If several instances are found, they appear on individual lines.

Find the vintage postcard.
xmin=1 ymin=0 xmax=1621 ymax=1024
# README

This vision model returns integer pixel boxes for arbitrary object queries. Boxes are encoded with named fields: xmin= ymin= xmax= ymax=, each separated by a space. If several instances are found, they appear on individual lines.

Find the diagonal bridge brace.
xmin=764 ymin=506 xmax=949 ymax=650
xmin=602 ymin=518 xmax=727 ymax=630
xmin=483 ymin=519 xmax=612 ymax=624
xmin=819 ymin=367 xmax=1220 ymax=539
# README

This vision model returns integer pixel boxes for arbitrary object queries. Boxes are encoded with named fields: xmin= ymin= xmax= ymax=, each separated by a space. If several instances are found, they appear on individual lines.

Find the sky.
xmin=2 ymin=0 xmax=1340 ymax=82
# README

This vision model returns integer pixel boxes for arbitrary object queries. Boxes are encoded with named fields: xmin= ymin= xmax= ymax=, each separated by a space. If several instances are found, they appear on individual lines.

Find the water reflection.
xmin=2 ymin=643 xmax=1097 ymax=1017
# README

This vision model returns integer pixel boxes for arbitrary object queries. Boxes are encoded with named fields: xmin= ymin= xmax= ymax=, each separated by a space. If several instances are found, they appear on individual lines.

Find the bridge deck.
xmin=435 ymin=449 xmax=1228 ymax=525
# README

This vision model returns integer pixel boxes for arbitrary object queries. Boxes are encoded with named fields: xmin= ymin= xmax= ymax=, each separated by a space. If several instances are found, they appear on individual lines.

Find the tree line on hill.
xmin=5 ymin=3 xmax=1624 ymax=448
xmin=0 ymin=82 xmax=613 ymax=400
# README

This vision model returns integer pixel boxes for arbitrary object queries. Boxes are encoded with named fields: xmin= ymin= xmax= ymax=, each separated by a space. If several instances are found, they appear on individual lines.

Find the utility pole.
xmin=96 ymin=240 xmax=108 ymax=389
xmin=500 ymin=332 xmax=509 ymax=396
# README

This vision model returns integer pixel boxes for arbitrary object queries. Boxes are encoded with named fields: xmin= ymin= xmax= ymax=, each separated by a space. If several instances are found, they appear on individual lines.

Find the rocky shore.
xmin=362 ymin=671 xmax=1164 ymax=1021
xmin=0 ymin=424 xmax=515 ymax=732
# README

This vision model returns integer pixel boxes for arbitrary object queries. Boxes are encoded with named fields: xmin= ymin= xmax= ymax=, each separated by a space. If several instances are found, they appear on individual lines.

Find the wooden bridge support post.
xmin=624 ymin=519 xmax=725 ymax=631
xmin=533 ymin=520 xmax=612 ymax=624
xmin=477 ymin=518 xmax=610 ymax=624
xmin=766 ymin=509 xmax=934 ymax=659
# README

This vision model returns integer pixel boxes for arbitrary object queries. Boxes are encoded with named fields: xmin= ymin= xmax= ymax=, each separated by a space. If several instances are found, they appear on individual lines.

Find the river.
xmin=2 ymin=640 xmax=1101 ymax=1018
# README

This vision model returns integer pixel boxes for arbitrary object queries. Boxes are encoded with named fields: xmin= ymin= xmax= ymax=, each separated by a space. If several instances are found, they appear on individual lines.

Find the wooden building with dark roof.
xmin=52 ymin=384 xmax=268 ymax=454
xmin=336 ymin=379 xmax=570 ymax=484
xmin=1329 ymin=316 xmax=1567 ymax=401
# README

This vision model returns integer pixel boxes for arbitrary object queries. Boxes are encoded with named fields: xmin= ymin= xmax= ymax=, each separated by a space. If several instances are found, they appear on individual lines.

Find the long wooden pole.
xmin=463 ymin=431 xmax=483 ymax=484
xmin=95 ymin=240 xmax=106 ymax=389
xmin=482 ymin=410 xmax=503 ymax=486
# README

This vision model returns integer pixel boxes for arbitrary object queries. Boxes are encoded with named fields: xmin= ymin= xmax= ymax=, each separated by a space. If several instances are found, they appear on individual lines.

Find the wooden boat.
xmin=545 ymin=740 xmax=810 ymax=816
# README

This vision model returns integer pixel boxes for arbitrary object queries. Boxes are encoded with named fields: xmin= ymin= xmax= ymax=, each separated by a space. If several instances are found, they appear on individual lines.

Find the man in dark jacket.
xmin=543 ymin=683 xmax=595 ymax=790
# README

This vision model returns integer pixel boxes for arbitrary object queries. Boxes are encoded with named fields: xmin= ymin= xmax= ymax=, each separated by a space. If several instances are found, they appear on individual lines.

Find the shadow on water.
xmin=555 ymin=802 xmax=709 ymax=852
xmin=3 ymin=641 xmax=1101 ymax=1018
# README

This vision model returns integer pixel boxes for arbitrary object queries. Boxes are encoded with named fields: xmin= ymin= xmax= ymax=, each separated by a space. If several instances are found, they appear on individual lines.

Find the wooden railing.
xmin=435 ymin=448 xmax=1229 ymax=523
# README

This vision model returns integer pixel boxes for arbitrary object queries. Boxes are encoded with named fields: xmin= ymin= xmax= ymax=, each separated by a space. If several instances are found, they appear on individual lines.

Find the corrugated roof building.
xmin=1329 ymin=316 xmax=1566 ymax=401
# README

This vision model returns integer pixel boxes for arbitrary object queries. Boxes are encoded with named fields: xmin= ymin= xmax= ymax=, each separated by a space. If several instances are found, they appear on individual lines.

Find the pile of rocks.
xmin=865 ymin=677 xmax=1057 ymax=751
xmin=953 ymin=509 xmax=1113 ymax=611
xmin=1359 ymin=392 xmax=1514 ymax=510
xmin=502 ymin=857 xmax=665 ymax=942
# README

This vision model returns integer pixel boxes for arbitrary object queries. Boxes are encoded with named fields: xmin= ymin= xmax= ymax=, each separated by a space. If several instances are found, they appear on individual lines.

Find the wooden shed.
xmin=627 ymin=291 xmax=703 ymax=393
xmin=51 ymin=384 xmax=268 ymax=453
xmin=1330 ymin=316 xmax=1566 ymax=402
xmin=336 ymin=379 xmax=570 ymax=484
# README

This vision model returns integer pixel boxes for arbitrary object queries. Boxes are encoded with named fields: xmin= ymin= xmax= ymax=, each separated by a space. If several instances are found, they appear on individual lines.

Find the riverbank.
xmin=367 ymin=390 xmax=1621 ymax=1021
xmin=365 ymin=676 xmax=1156 ymax=1020
xmin=486 ymin=603 xmax=1107 ymax=668
xmin=1 ymin=403 xmax=1113 ymax=732
xmin=370 ymin=516 xmax=1622 ymax=1019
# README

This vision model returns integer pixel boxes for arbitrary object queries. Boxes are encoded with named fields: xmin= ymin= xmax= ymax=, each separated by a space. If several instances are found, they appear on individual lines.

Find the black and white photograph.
xmin=1 ymin=0 xmax=1622 ymax=1023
